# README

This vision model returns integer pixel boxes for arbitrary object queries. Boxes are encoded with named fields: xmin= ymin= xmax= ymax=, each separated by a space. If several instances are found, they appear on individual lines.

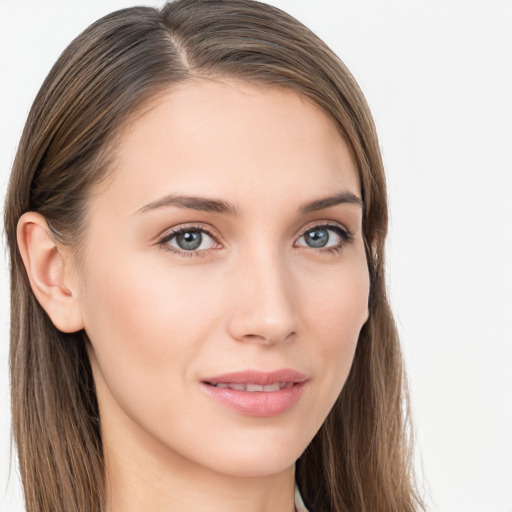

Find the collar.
xmin=294 ymin=483 xmax=309 ymax=512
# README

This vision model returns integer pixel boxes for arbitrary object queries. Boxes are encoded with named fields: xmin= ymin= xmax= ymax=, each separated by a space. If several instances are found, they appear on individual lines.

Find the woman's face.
xmin=77 ymin=79 xmax=369 ymax=478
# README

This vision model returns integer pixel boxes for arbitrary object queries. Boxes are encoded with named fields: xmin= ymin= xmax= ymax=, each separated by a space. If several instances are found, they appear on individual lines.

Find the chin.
xmin=183 ymin=425 xmax=313 ymax=478
xmin=205 ymin=449 xmax=300 ymax=479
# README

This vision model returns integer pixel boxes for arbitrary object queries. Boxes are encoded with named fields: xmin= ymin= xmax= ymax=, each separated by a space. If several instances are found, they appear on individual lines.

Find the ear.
xmin=17 ymin=212 xmax=84 ymax=333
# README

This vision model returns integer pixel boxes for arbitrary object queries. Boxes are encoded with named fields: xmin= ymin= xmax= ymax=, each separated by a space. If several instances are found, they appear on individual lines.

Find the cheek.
xmin=299 ymin=256 xmax=369 ymax=401
xmin=302 ymin=255 xmax=369 ymax=344
xmin=79 ymin=253 xmax=213 ymax=405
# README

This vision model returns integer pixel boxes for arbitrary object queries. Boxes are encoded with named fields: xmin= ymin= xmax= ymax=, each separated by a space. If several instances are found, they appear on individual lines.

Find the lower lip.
xmin=200 ymin=382 xmax=307 ymax=417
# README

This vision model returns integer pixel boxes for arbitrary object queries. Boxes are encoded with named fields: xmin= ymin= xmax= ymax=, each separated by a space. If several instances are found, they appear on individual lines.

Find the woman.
xmin=4 ymin=1 xmax=423 ymax=511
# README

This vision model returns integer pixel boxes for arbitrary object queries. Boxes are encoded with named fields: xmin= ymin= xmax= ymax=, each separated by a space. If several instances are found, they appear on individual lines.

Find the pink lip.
xmin=200 ymin=369 xmax=308 ymax=418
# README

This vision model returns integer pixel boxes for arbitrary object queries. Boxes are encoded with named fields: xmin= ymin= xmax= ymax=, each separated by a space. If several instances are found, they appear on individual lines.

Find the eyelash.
xmin=157 ymin=223 xmax=216 ymax=258
xmin=296 ymin=221 xmax=354 ymax=255
xmin=157 ymin=221 xmax=353 ymax=258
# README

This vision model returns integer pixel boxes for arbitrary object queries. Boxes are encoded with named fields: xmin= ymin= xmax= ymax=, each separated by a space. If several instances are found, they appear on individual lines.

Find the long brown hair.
xmin=4 ymin=1 xmax=423 ymax=511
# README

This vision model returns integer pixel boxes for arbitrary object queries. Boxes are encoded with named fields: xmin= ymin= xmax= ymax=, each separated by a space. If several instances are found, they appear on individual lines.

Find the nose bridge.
xmin=227 ymin=242 xmax=297 ymax=344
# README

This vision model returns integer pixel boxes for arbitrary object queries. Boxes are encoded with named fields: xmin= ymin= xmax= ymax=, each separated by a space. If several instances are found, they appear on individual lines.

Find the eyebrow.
xmin=136 ymin=194 xmax=240 ymax=216
xmin=299 ymin=191 xmax=364 ymax=213
xmin=135 ymin=190 xmax=363 ymax=216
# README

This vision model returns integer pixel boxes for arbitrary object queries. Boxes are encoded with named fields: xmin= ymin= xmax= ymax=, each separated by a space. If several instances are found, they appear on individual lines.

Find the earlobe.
xmin=17 ymin=212 xmax=84 ymax=333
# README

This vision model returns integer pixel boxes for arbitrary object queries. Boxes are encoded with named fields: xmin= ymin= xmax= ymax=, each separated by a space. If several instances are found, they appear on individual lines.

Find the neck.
xmin=104 ymin=441 xmax=296 ymax=512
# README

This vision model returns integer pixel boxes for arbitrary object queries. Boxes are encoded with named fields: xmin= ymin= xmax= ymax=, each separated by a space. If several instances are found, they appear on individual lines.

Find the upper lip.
xmin=202 ymin=369 xmax=308 ymax=386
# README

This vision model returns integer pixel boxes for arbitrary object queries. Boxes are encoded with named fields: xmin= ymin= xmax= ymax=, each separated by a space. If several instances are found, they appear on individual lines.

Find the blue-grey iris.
xmin=176 ymin=231 xmax=202 ymax=250
xmin=304 ymin=228 xmax=329 ymax=248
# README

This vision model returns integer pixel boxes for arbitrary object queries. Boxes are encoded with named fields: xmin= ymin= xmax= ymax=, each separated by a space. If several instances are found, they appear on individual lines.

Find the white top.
xmin=294 ymin=484 xmax=310 ymax=512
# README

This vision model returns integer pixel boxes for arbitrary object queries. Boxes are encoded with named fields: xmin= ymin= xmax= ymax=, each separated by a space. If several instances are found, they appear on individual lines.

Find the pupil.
xmin=177 ymin=231 xmax=202 ymax=250
xmin=305 ymin=229 xmax=328 ymax=248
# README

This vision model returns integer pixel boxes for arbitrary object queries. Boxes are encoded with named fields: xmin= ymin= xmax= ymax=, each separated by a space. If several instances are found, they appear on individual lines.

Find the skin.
xmin=20 ymin=79 xmax=370 ymax=512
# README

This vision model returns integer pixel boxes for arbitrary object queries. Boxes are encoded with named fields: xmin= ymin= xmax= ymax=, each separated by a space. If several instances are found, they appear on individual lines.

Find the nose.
xmin=226 ymin=248 xmax=298 ymax=345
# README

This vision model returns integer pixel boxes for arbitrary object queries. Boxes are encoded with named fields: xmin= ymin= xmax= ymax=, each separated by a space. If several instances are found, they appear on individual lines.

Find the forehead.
xmin=95 ymin=78 xmax=360 ymax=214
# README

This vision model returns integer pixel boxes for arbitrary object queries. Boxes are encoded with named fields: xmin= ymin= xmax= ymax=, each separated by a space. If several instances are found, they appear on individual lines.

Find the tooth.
xmin=246 ymin=384 xmax=264 ymax=392
xmin=229 ymin=383 xmax=246 ymax=391
xmin=216 ymin=382 xmax=289 ymax=392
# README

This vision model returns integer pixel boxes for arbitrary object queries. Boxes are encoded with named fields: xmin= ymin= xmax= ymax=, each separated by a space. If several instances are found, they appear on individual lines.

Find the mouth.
xmin=200 ymin=369 xmax=308 ymax=417
xmin=205 ymin=381 xmax=294 ymax=392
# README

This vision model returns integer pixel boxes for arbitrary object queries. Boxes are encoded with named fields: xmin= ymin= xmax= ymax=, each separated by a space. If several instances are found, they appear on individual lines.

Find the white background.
xmin=1 ymin=1 xmax=511 ymax=511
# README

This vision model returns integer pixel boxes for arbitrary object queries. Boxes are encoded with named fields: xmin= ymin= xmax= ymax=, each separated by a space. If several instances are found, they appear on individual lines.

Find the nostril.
xmin=239 ymin=330 xmax=296 ymax=345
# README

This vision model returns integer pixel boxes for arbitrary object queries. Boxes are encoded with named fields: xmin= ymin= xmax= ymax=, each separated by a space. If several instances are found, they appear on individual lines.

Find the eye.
xmin=295 ymin=223 xmax=352 ymax=252
xmin=159 ymin=225 xmax=219 ymax=255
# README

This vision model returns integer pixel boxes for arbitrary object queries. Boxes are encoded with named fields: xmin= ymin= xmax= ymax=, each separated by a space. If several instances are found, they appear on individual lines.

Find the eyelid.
xmin=297 ymin=220 xmax=351 ymax=239
xmin=156 ymin=220 xmax=353 ymax=257
xmin=157 ymin=223 xmax=222 ymax=256
xmin=294 ymin=220 xmax=354 ymax=253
